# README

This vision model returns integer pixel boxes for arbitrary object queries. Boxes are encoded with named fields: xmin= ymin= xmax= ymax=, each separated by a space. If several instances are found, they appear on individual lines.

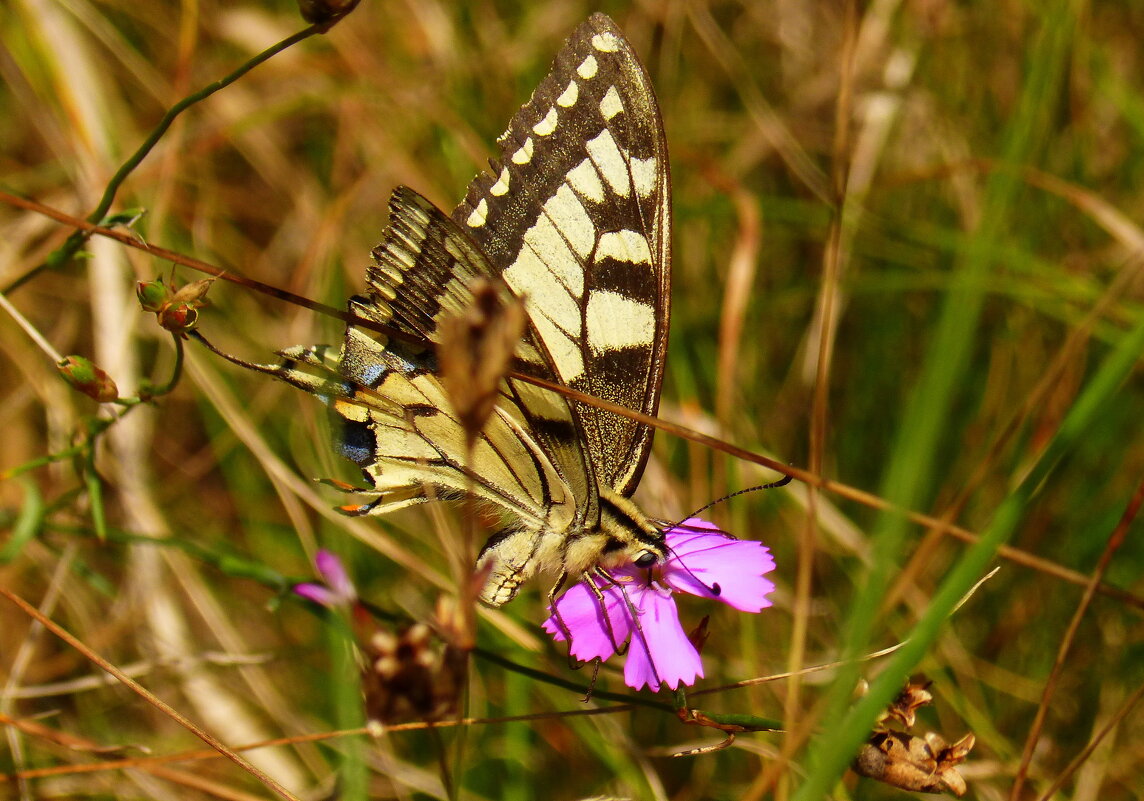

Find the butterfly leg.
xmin=598 ymin=569 xmax=666 ymax=690
xmin=547 ymin=571 xmax=590 ymax=670
xmin=546 ymin=569 xmax=573 ymax=640
xmin=549 ymin=570 xmax=626 ymax=665
xmin=583 ymin=568 xmax=628 ymax=656
xmin=546 ymin=571 xmax=605 ymax=699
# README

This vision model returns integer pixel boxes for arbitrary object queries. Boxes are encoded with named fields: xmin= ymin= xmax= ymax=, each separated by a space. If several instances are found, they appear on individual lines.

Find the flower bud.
xmin=157 ymin=302 xmax=199 ymax=333
xmin=138 ymin=276 xmax=213 ymax=336
xmin=136 ymin=279 xmax=171 ymax=312
xmin=58 ymin=355 xmax=118 ymax=402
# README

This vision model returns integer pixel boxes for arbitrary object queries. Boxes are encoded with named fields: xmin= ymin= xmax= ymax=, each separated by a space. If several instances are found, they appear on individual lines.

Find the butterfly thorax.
xmin=563 ymin=488 xmax=666 ymax=574
xmin=477 ymin=486 xmax=666 ymax=607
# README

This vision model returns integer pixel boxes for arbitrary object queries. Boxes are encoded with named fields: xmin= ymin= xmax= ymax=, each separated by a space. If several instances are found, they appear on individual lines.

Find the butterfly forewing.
xmin=453 ymin=13 xmax=671 ymax=499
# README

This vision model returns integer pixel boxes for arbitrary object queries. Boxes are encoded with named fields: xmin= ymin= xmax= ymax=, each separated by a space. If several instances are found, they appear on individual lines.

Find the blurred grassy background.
xmin=3 ymin=0 xmax=1144 ymax=799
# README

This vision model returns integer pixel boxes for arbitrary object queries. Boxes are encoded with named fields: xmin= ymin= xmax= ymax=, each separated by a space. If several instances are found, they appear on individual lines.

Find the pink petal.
xmin=623 ymin=587 xmax=703 ymax=691
xmin=663 ymin=521 xmax=776 ymax=613
xmin=293 ymin=582 xmax=338 ymax=607
xmin=543 ymin=581 xmax=632 ymax=662
xmin=315 ymin=549 xmax=355 ymax=601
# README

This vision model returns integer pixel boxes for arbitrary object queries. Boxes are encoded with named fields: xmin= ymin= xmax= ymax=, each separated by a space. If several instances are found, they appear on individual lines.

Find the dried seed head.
xmin=436 ymin=278 xmax=526 ymax=447
xmin=853 ymin=677 xmax=973 ymax=796
xmin=884 ymin=677 xmax=934 ymax=729
xmin=852 ymin=728 xmax=973 ymax=796
xmin=859 ymin=675 xmax=934 ymax=730
xmin=361 ymin=620 xmax=468 ymax=725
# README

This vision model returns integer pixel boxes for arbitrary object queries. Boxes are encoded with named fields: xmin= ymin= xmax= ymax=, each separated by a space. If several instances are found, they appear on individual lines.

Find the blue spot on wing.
xmin=344 ymin=361 xmax=386 ymax=388
xmin=339 ymin=419 xmax=375 ymax=466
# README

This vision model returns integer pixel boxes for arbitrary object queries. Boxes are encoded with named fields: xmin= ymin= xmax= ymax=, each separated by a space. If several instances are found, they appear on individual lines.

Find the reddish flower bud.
xmin=139 ymin=276 xmax=214 ymax=335
xmin=58 ymin=355 xmax=118 ymax=402
xmin=157 ymin=302 xmax=199 ymax=333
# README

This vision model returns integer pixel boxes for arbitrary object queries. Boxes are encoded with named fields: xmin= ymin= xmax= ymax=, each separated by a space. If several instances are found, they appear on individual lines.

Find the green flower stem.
xmin=83 ymin=441 xmax=107 ymax=541
xmin=673 ymin=687 xmax=782 ymax=732
xmin=0 ymin=479 xmax=45 ymax=563
xmin=471 ymin=644 xmax=670 ymax=712
xmin=145 ymin=333 xmax=186 ymax=398
xmin=7 ymin=24 xmax=323 ymax=293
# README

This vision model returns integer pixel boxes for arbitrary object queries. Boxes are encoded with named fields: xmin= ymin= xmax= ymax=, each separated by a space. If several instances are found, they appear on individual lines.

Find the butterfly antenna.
xmin=658 ymin=472 xmax=793 ymax=597
xmin=683 ymin=473 xmax=793 ymax=522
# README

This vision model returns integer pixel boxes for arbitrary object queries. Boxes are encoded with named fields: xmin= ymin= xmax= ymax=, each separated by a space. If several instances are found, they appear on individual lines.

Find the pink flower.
xmin=543 ymin=518 xmax=776 ymax=691
xmin=294 ymin=549 xmax=356 ymax=608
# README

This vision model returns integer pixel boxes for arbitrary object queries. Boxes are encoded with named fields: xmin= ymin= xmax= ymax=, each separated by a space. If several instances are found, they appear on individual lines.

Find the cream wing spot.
xmin=597 ymin=230 xmax=652 ymax=264
xmin=466 ymin=198 xmax=488 ymax=228
xmin=630 ymin=156 xmax=658 ymax=198
xmin=591 ymin=32 xmax=622 ymax=52
xmin=512 ymin=137 xmax=534 ymax=164
xmin=503 ymin=247 xmax=580 ymax=338
xmin=533 ymin=107 xmax=558 ymax=136
xmin=523 ymin=215 xmax=583 ymax=297
xmin=599 ymin=86 xmax=624 ymax=120
xmin=529 ymin=309 xmax=585 ymax=381
xmin=512 ymin=379 xmax=565 ymax=421
xmin=543 ymin=184 xmax=595 ymax=258
xmin=490 ymin=167 xmax=511 ymax=196
xmin=557 ymin=80 xmax=579 ymax=107
xmin=585 ymin=291 xmax=656 ymax=353
xmin=586 ymin=129 xmax=631 ymax=197
xmin=577 ymin=54 xmax=598 ymax=79
xmin=566 ymin=158 xmax=605 ymax=204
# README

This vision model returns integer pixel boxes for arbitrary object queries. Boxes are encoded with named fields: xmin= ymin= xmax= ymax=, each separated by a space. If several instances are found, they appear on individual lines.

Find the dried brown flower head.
xmin=436 ymin=278 xmax=527 ymax=448
xmin=853 ymin=730 xmax=975 ymax=797
xmin=361 ymin=621 xmax=468 ymax=725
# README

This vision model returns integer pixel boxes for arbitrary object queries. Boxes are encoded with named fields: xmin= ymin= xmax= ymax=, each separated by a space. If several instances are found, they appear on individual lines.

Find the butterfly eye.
xmin=634 ymin=552 xmax=657 ymax=568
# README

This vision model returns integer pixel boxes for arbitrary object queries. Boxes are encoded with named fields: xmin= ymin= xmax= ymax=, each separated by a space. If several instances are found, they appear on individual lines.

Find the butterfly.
xmin=253 ymin=14 xmax=671 ymax=607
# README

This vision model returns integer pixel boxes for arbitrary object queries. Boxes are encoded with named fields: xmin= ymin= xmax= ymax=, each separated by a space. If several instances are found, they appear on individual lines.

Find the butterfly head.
xmin=633 ymin=551 xmax=659 ymax=568
xmin=567 ymin=489 xmax=667 ymax=575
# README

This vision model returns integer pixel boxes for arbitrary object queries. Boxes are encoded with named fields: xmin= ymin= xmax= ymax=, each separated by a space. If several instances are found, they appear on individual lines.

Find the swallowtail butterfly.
xmin=265 ymin=14 xmax=671 ymax=606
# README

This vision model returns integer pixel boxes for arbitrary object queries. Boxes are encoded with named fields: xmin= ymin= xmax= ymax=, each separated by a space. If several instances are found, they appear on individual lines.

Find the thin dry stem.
xmin=1011 ymin=477 xmax=1144 ymax=799
xmin=0 ymin=587 xmax=302 ymax=801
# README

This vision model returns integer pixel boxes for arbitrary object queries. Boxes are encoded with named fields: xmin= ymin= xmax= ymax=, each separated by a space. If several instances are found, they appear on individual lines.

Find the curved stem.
xmin=6 ymin=24 xmax=322 ymax=293
xmin=146 ymin=333 xmax=186 ymax=398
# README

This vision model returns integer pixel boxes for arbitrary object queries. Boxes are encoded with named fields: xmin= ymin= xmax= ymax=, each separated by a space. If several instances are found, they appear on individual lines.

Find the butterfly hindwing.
xmin=365 ymin=187 xmax=495 ymax=343
xmin=361 ymin=186 xmax=598 ymax=529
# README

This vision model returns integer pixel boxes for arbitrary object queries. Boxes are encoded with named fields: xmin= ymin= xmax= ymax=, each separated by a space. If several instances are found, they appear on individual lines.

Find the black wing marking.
xmin=453 ymin=13 xmax=671 ymax=498
xmin=359 ymin=187 xmax=599 ymax=525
